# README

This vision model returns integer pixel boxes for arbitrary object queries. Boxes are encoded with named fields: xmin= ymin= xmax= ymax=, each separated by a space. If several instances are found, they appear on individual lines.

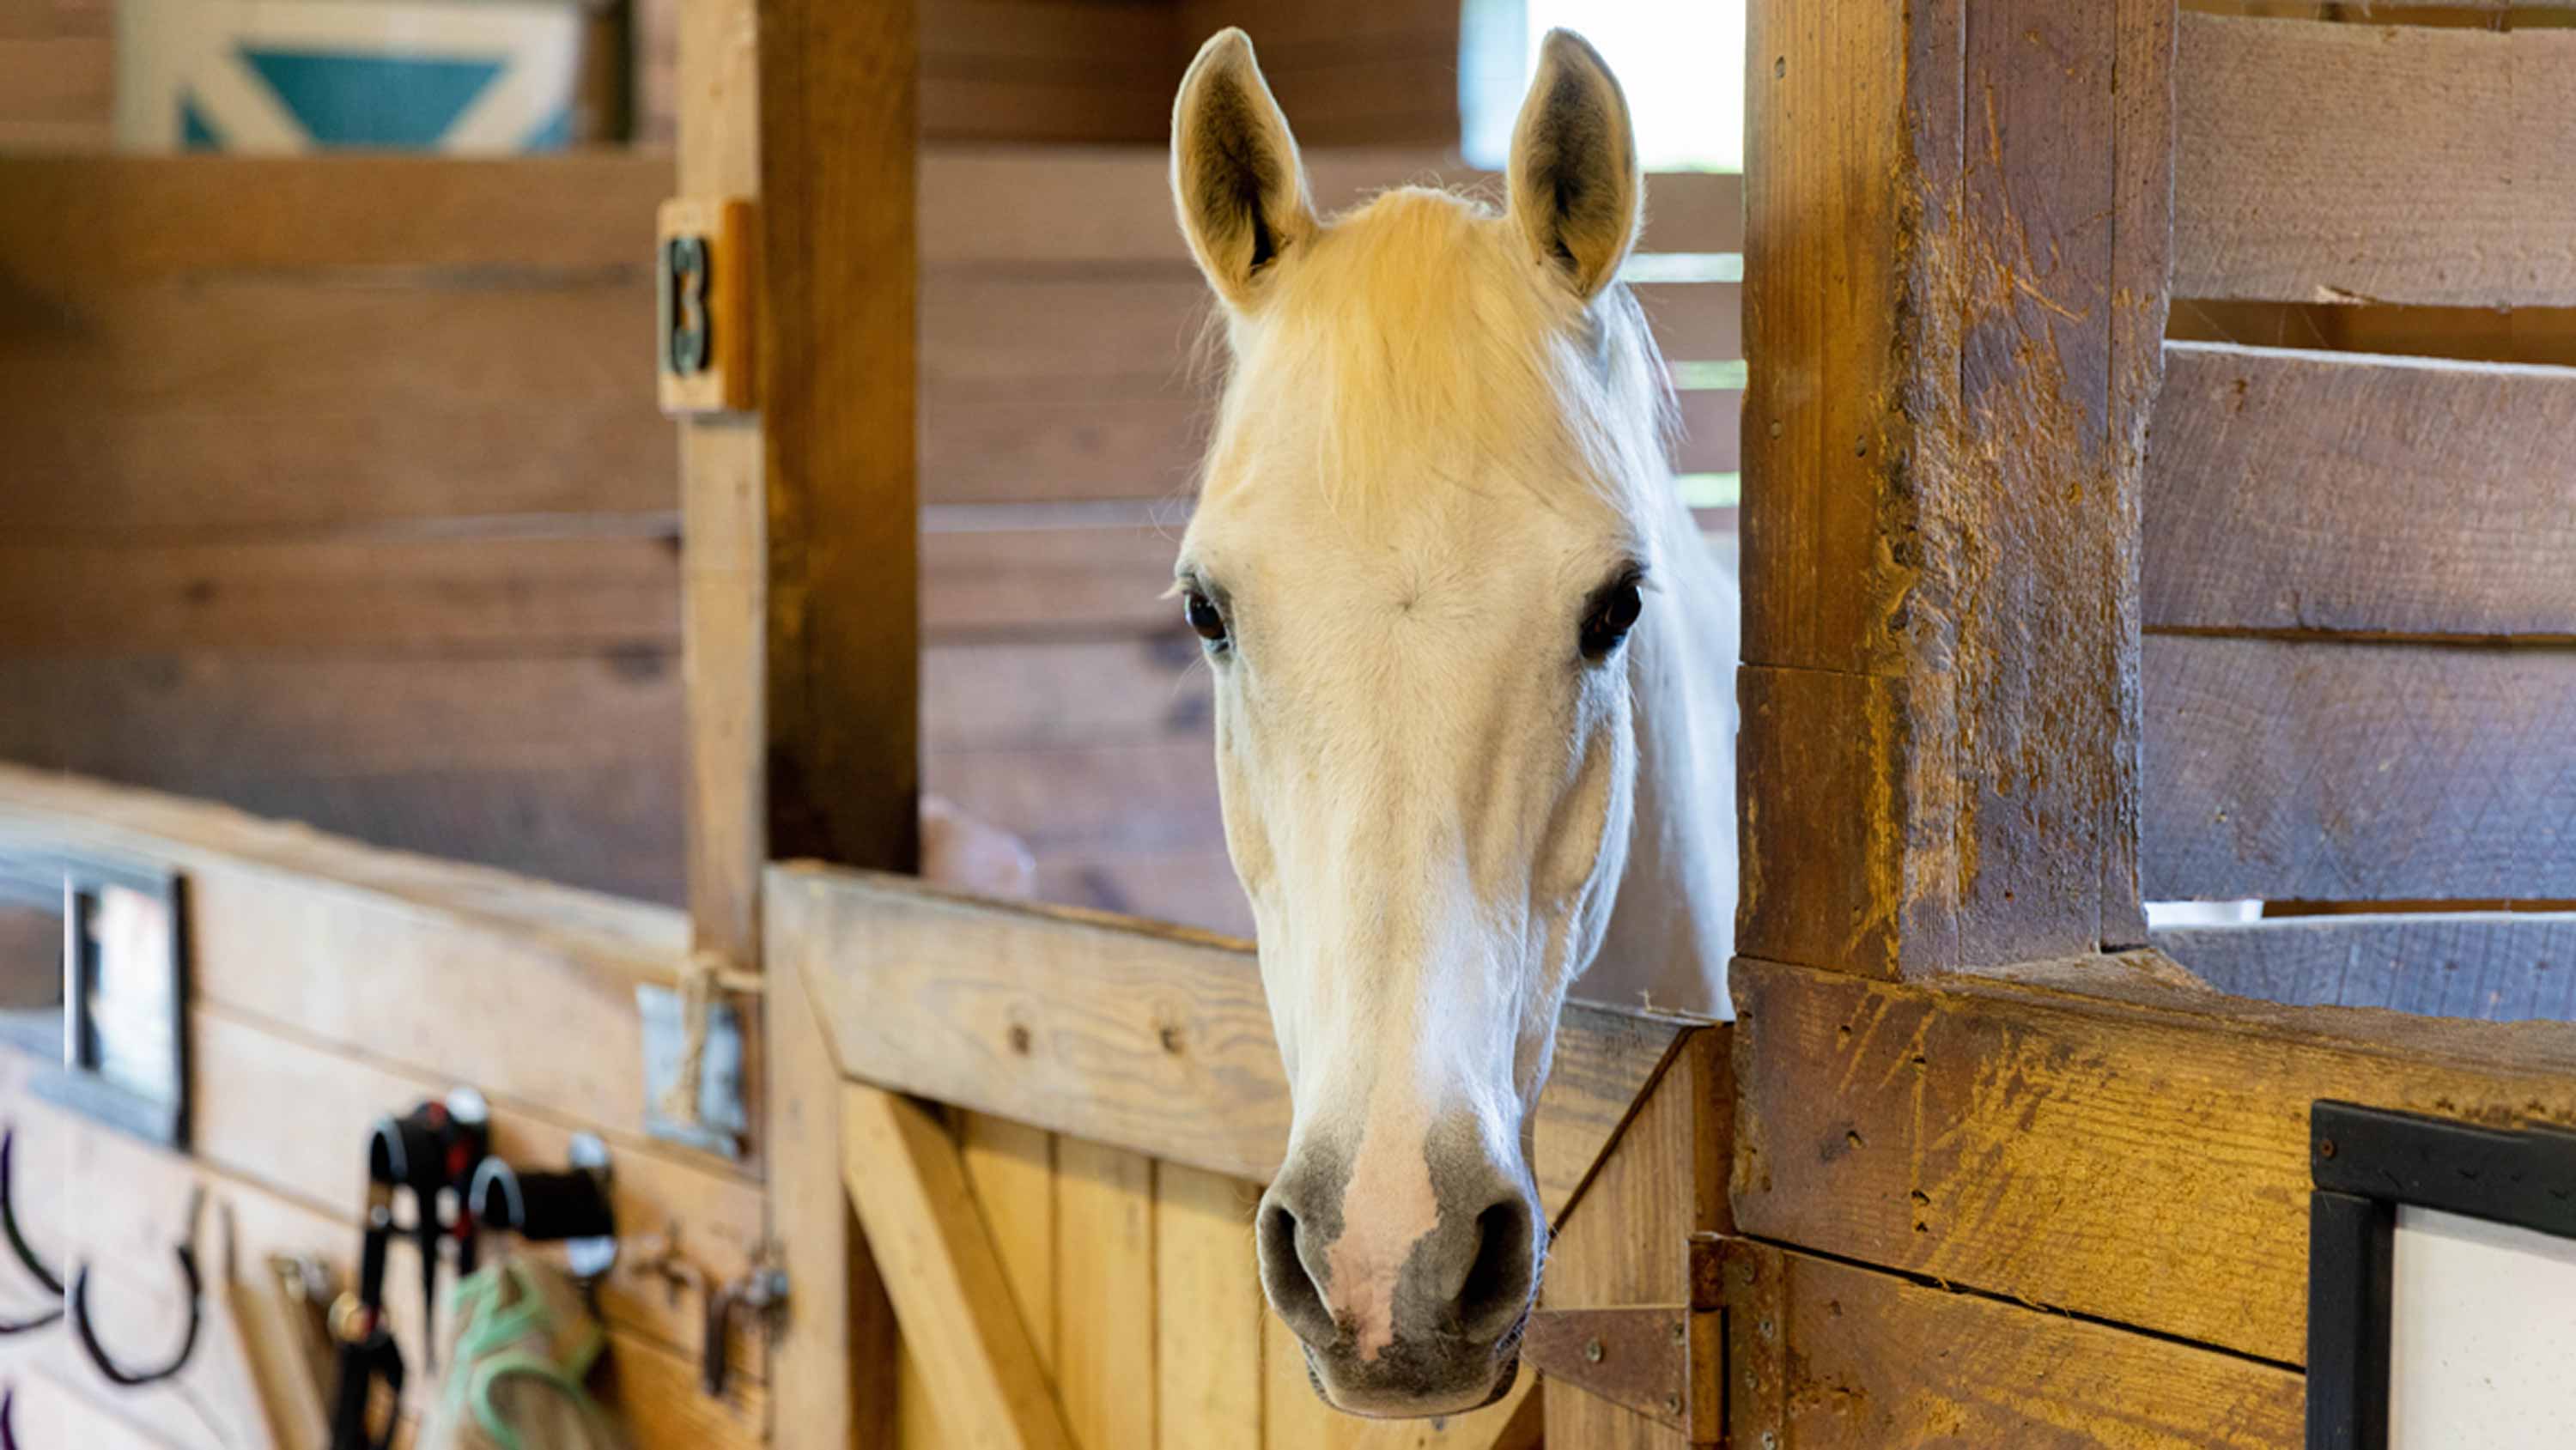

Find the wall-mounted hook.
xmin=469 ymin=1134 xmax=617 ymax=1280
xmin=0 ymin=1129 xmax=62 ymax=1334
xmin=70 ymin=1185 xmax=204 ymax=1388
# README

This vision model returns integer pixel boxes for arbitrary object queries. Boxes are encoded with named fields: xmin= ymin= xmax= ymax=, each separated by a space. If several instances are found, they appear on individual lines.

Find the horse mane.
xmin=1195 ymin=185 xmax=1674 ymax=525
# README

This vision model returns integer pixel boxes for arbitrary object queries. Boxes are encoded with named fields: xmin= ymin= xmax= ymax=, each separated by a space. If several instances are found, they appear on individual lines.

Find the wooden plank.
xmin=0 ymin=407 xmax=679 ymax=537
xmin=1057 ymin=1138 xmax=1158 ymax=1448
xmin=0 ymin=282 xmax=652 ymax=417
xmin=1729 ymin=954 xmax=2576 ymax=1366
xmin=1540 ymin=1031 xmax=1728 ymax=1449
xmin=1740 ymin=0 xmax=2171 ymax=974
xmin=2140 ymin=635 xmax=2576 ymax=901
xmin=1154 ymin=1165 xmax=1263 ymax=1450
xmin=922 ymin=522 xmax=1186 ymax=638
xmin=0 ymin=763 xmax=708 ymax=1143
xmin=0 ymin=531 xmax=681 ymax=653
xmin=2155 ymin=913 xmax=2576 ymax=1022
xmin=839 ymin=1084 xmax=1078 ymax=1450
xmin=2144 ymin=343 xmax=2576 ymax=638
xmin=1724 ymin=1242 xmax=2305 ymax=1449
xmin=0 ymin=154 xmax=667 ymax=282
xmin=0 ymin=652 xmax=685 ymax=903
xmin=768 ymin=865 xmax=1693 ymax=1208
xmin=920 ymin=150 xmax=1741 ymax=267
xmin=2174 ymin=15 xmax=2576 ymax=307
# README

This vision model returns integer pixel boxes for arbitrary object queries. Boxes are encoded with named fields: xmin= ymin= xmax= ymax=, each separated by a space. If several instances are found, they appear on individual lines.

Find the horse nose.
xmin=1256 ymin=1149 xmax=1540 ymax=1356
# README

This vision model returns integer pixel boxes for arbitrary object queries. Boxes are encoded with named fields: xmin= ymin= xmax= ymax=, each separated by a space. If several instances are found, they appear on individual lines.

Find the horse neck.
xmin=1585 ymin=475 xmax=1740 ymax=1018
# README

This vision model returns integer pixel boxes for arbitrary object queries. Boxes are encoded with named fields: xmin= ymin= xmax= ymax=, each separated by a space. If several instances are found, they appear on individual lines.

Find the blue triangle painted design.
xmin=179 ymin=95 xmax=223 ymax=151
xmin=239 ymin=47 xmax=502 ymax=149
xmin=520 ymin=106 xmax=573 ymax=152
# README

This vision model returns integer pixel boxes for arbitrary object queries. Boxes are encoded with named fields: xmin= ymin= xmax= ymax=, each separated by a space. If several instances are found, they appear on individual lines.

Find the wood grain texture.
xmin=1730 ymin=954 xmax=2576 ymax=1366
xmin=1153 ymin=1165 xmax=1263 ymax=1449
xmin=841 ymin=1084 xmax=1078 ymax=1450
xmin=2174 ymin=14 xmax=2576 ymax=307
xmin=0 ymin=531 xmax=681 ymax=653
xmin=1540 ymin=1030 xmax=1728 ymax=1449
xmin=2145 ymin=343 xmax=2576 ymax=637
xmin=1056 ymin=1138 xmax=1158 ymax=1449
xmin=1724 ymin=1242 xmax=2305 ymax=1449
xmin=2155 ymin=913 xmax=2576 ymax=1022
xmin=1740 ymin=0 xmax=2172 ymax=974
xmin=2141 ymin=635 xmax=2576 ymax=901
xmin=768 ymin=865 xmax=1695 ymax=1210
xmin=0 ymin=652 xmax=685 ymax=903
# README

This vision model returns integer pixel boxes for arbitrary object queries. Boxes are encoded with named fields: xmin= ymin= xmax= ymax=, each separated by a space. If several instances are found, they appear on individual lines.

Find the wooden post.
xmin=675 ymin=0 xmax=919 ymax=1442
xmin=1737 ymin=0 xmax=2173 ymax=979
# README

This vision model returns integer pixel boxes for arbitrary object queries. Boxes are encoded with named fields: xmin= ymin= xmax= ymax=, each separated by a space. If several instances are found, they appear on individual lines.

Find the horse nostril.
xmin=1455 ymin=1197 xmax=1537 ymax=1341
xmin=1258 ymin=1199 xmax=1335 ymax=1345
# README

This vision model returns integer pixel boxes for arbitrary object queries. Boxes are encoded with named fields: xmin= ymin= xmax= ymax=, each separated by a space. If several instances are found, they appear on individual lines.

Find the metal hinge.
xmin=1522 ymin=1233 xmax=1727 ymax=1441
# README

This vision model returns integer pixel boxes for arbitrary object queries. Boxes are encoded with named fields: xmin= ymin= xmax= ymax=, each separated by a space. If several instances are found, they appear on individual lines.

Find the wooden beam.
xmin=2140 ymin=636 xmax=2576 ymax=902
xmin=2154 ymin=913 xmax=2576 ymax=1022
xmin=766 ymin=864 xmax=1697 ymax=1215
xmin=2174 ymin=15 xmax=2576 ymax=308
xmin=1739 ymin=0 xmax=2172 ymax=976
xmin=2145 ymin=343 xmax=2576 ymax=639
xmin=673 ymin=0 xmax=918 ymax=1442
xmin=1723 ymin=1241 xmax=2304 ymax=1448
xmin=839 ymin=1084 xmax=1078 ymax=1450
xmin=1729 ymin=954 xmax=2576 ymax=1366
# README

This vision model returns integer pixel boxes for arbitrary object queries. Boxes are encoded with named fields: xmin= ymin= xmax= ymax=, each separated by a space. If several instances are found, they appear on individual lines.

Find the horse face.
xmin=1170 ymin=27 xmax=1650 ymax=1417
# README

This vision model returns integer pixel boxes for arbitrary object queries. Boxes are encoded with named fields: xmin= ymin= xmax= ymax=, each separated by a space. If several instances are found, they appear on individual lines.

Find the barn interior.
xmin=0 ymin=0 xmax=2569 ymax=1447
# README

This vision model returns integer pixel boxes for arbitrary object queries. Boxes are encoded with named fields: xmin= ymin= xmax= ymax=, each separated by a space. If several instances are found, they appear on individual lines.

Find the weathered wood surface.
xmin=1724 ymin=1241 xmax=2305 ymax=1449
xmin=768 ymin=864 xmax=1700 ymax=1210
xmin=1730 ymin=955 xmax=2576 ymax=1366
xmin=2174 ymin=14 xmax=2576 ymax=308
xmin=2156 ymin=913 xmax=2576 ymax=1022
xmin=2141 ymin=635 xmax=2576 ymax=902
xmin=2144 ymin=343 xmax=2576 ymax=638
xmin=1740 ymin=0 xmax=2170 ymax=975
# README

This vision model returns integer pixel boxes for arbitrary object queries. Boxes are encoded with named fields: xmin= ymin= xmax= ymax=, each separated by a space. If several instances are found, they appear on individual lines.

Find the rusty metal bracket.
xmin=1525 ymin=1233 xmax=1729 ymax=1441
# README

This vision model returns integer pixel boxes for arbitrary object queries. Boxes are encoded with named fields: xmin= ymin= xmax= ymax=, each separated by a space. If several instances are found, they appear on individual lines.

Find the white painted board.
xmin=2390 ymin=1205 xmax=2576 ymax=1449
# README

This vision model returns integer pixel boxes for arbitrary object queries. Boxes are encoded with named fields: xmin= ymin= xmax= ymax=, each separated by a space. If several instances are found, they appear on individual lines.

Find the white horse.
xmin=1169 ymin=27 xmax=1739 ymax=1418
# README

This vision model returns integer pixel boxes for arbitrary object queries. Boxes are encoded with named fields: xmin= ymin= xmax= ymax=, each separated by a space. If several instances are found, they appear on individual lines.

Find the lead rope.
xmin=655 ymin=950 xmax=726 ymax=1131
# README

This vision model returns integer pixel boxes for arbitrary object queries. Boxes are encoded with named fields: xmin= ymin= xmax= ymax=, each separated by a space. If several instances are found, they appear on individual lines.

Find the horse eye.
xmin=1579 ymin=578 xmax=1643 ymax=661
xmin=1185 ymin=590 xmax=1230 ymax=647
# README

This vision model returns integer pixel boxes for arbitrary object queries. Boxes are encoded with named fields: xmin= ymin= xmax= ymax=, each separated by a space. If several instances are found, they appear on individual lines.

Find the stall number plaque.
xmin=657 ymin=197 xmax=756 ymax=416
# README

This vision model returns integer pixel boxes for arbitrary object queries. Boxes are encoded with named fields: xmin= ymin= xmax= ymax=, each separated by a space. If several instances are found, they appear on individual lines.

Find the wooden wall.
xmin=675 ymin=0 xmax=1467 ymax=149
xmin=0 ymin=147 xmax=1742 ymax=937
xmin=0 ymin=767 xmax=760 ymax=1448
xmin=0 ymin=156 xmax=688 ymax=904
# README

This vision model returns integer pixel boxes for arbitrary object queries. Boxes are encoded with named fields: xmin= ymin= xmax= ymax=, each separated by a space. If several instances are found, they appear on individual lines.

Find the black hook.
xmin=0 ymin=1128 xmax=61 ymax=1334
xmin=70 ymin=1185 xmax=204 ymax=1387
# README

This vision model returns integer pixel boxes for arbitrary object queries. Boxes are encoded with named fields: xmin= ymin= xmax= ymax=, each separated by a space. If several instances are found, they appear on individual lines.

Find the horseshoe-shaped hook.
xmin=0 ymin=1129 xmax=62 ymax=1334
xmin=69 ymin=1185 xmax=204 ymax=1387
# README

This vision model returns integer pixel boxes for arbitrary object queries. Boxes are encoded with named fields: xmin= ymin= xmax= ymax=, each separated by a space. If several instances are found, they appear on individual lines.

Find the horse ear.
xmin=1507 ymin=30 xmax=1642 ymax=300
xmin=1171 ymin=29 xmax=1315 ymax=309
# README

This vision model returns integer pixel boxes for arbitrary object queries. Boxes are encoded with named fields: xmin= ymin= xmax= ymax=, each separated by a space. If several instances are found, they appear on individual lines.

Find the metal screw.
xmin=1583 ymin=1338 xmax=1604 ymax=1363
xmin=1738 ymin=1262 xmax=1758 ymax=1286
xmin=1670 ymin=1320 xmax=1687 ymax=1344
xmin=2318 ymin=1138 xmax=2337 ymax=1159
xmin=1663 ymin=1393 xmax=1683 ymax=1417
xmin=1759 ymin=1318 xmax=1777 ymax=1342
xmin=1762 ymin=1434 xmax=1779 ymax=1450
